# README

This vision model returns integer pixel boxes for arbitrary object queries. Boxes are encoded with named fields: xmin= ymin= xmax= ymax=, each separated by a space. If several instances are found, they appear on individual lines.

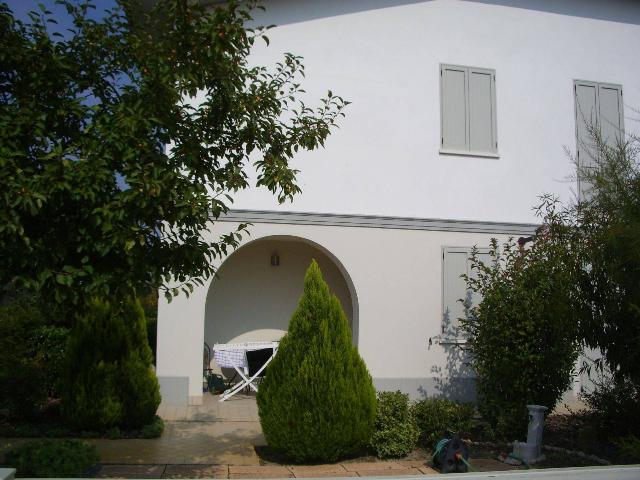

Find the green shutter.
xmin=598 ymin=83 xmax=624 ymax=148
xmin=442 ymin=247 xmax=492 ymax=337
xmin=468 ymin=68 xmax=497 ymax=153
xmin=441 ymin=65 xmax=468 ymax=151
xmin=442 ymin=247 xmax=469 ymax=336
xmin=574 ymin=81 xmax=599 ymax=169
xmin=574 ymin=80 xmax=624 ymax=200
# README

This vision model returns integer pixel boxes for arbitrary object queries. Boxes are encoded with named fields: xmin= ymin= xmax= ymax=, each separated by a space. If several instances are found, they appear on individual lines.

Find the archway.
xmin=204 ymin=235 xmax=359 ymax=354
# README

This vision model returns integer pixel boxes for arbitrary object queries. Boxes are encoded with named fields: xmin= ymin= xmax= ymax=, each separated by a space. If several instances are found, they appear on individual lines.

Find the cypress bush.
xmin=62 ymin=295 xmax=161 ymax=430
xmin=257 ymin=260 xmax=376 ymax=463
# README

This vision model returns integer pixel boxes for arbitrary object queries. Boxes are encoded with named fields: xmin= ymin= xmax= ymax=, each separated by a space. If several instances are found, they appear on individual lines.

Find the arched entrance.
xmin=204 ymin=235 xmax=358 ymax=354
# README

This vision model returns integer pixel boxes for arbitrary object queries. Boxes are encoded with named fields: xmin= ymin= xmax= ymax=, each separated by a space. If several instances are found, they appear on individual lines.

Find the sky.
xmin=5 ymin=0 xmax=118 ymax=29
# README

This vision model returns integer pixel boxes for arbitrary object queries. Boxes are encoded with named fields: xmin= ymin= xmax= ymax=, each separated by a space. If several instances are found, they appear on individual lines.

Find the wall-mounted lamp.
xmin=270 ymin=253 xmax=280 ymax=267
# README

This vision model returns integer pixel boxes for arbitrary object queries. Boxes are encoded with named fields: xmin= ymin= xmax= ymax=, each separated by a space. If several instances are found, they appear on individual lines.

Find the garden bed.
xmin=0 ymin=401 xmax=164 ymax=440
xmin=255 ymin=412 xmax=632 ymax=473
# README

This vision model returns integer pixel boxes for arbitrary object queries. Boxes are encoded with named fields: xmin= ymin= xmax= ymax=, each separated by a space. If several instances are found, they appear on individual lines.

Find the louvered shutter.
xmin=441 ymin=65 xmax=468 ymax=151
xmin=575 ymin=81 xmax=624 ymax=200
xmin=442 ymin=248 xmax=469 ymax=335
xmin=468 ymin=69 xmax=497 ymax=153
xmin=598 ymin=83 xmax=624 ymax=147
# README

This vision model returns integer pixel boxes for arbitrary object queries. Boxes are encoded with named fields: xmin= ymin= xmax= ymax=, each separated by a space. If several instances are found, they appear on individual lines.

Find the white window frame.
xmin=440 ymin=64 xmax=499 ymax=158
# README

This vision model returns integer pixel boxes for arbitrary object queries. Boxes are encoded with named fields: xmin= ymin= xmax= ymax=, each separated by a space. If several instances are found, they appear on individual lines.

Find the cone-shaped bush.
xmin=62 ymin=295 xmax=160 ymax=430
xmin=257 ymin=260 xmax=376 ymax=463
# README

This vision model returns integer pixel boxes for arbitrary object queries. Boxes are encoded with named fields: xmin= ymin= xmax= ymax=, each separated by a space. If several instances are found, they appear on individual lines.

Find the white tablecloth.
xmin=212 ymin=341 xmax=279 ymax=371
xmin=213 ymin=348 xmax=248 ymax=370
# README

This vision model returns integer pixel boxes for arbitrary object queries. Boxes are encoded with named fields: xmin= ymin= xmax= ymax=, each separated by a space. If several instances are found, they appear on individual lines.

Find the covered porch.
xmin=203 ymin=235 xmax=358 ymax=383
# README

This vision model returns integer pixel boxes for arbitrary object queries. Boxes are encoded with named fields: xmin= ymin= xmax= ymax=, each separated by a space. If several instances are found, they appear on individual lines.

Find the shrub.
xmin=257 ymin=260 xmax=376 ymax=463
xmin=461 ymin=228 xmax=581 ymax=438
xmin=370 ymin=391 xmax=419 ymax=458
xmin=105 ymin=426 xmax=121 ymax=439
xmin=141 ymin=416 xmax=165 ymax=438
xmin=616 ymin=435 xmax=640 ymax=463
xmin=411 ymin=398 xmax=474 ymax=447
xmin=62 ymin=294 xmax=161 ymax=430
xmin=0 ymin=302 xmax=48 ymax=419
xmin=31 ymin=325 xmax=70 ymax=398
xmin=581 ymin=375 xmax=640 ymax=439
xmin=4 ymin=439 xmax=99 ymax=478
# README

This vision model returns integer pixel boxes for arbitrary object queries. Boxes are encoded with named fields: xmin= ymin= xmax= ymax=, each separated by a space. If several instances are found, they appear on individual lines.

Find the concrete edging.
xmin=379 ymin=464 xmax=640 ymax=479
xmin=0 ymin=468 xmax=15 ymax=480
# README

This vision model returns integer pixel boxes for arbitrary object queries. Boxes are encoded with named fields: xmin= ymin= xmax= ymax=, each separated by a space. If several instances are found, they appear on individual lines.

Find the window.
xmin=441 ymin=246 xmax=491 ymax=338
xmin=574 ymin=80 xmax=624 ymax=199
xmin=440 ymin=64 xmax=498 ymax=157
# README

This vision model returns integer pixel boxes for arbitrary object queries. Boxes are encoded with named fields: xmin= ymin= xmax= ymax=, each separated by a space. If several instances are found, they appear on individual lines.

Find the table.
xmin=212 ymin=341 xmax=279 ymax=401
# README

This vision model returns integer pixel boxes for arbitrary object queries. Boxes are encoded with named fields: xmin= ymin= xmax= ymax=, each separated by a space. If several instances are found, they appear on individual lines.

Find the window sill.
xmin=439 ymin=149 xmax=499 ymax=159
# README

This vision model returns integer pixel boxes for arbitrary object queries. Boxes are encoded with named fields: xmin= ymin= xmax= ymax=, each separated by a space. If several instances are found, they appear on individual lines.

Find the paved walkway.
xmin=95 ymin=394 xmax=264 ymax=465
xmin=94 ymin=461 xmax=439 ymax=478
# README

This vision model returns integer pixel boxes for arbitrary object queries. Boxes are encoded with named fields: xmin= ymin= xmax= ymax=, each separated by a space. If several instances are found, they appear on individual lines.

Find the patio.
xmin=92 ymin=393 xmax=264 ymax=466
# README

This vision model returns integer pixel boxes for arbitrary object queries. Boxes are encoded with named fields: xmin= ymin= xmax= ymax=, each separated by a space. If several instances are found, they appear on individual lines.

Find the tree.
xmin=461 ymin=212 xmax=581 ymax=437
xmin=0 ymin=0 xmax=348 ymax=307
xmin=257 ymin=260 xmax=376 ymax=463
xmin=573 ymin=128 xmax=640 ymax=386
xmin=62 ymin=294 xmax=160 ymax=430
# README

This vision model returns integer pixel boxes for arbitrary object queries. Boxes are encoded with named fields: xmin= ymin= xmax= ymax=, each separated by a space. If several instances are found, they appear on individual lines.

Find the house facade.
xmin=156 ymin=0 xmax=640 ymax=406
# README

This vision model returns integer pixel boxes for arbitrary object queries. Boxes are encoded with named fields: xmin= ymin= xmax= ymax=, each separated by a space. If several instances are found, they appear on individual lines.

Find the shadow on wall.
xmin=420 ymin=290 xmax=476 ymax=402
xmin=252 ymin=0 xmax=640 ymax=27
xmin=204 ymin=238 xmax=354 ymax=347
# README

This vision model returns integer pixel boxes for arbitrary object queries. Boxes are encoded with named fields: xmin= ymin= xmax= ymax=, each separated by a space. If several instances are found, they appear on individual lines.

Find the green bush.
xmin=581 ymin=375 xmax=640 ymax=439
xmin=105 ymin=426 xmax=121 ymax=439
xmin=411 ymin=398 xmax=474 ymax=447
xmin=141 ymin=416 xmax=165 ymax=438
xmin=139 ymin=291 xmax=158 ymax=364
xmin=370 ymin=391 xmax=419 ymax=458
xmin=0 ymin=302 xmax=48 ymax=419
xmin=62 ymin=294 xmax=161 ymax=430
xmin=31 ymin=325 xmax=70 ymax=398
xmin=257 ymin=260 xmax=376 ymax=463
xmin=4 ymin=439 xmax=99 ymax=478
xmin=461 ymin=232 xmax=580 ymax=438
xmin=615 ymin=435 xmax=640 ymax=463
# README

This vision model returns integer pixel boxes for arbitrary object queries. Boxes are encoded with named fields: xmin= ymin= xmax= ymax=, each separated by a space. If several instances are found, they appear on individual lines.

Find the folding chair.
xmin=215 ymin=342 xmax=278 ymax=401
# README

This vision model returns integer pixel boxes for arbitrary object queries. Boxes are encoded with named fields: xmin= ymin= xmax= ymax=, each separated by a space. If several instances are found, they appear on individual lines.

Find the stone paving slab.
xmin=288 ymin=465 xmax=349 ymax=476
xmin=343 ymin=462 xmax=407 ymax=472
xmin=291 ymin=471 xmax=359 ymax=478
xmin=163 ymin=464 xmax=229 ymax=478
xmin=351 ymin=468 xmax=422 ymax=476
xmin=91 ymin=462 xmax=440 ymax=479
xmin=95 ymin=464 xmax=167 ymax=478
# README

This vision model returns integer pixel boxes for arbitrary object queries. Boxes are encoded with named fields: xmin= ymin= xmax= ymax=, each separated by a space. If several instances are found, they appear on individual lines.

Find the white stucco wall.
xmin=157 ymin=220 xmax=516 ymax=403
xmin=210 ymin=0 xmax=640 ymax=224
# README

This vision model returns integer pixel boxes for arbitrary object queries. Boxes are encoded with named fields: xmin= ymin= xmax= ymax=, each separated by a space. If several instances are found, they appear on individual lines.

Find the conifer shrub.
xmin=62 ymin=295 xmax=161 ymax=430
xmin=257 ymin=260 xmax=376 ymax=463
xmin=370 ymin=391 xmax=419 ymax=458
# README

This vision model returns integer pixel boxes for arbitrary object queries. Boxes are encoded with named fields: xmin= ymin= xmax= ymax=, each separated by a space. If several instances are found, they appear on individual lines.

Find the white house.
xmin=156 ymin=0 xmax=640 ymax=406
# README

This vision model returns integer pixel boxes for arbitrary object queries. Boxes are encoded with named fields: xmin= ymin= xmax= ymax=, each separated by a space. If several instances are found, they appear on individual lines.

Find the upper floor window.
xmin=574 ymin=80 xmax=624 ymax=199
xmin=440 ymin=64 xmax=498 ymax=157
